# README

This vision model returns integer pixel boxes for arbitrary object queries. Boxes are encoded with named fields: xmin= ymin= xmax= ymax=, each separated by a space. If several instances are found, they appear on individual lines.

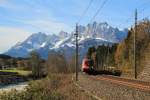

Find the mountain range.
xmin=5 ymin=22 xmax=128 ymax=59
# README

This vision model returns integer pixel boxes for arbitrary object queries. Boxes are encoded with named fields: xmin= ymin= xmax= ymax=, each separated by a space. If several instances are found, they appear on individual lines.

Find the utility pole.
xmin=134 ymin=9 xmax=137 ymax=79
xmin=75 ymin=23 xmax=79 ymax=81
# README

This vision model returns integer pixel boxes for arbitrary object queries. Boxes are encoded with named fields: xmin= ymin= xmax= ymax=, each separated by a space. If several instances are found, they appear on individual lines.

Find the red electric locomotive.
xmin=82 ymin=57 xmax=94 ymax=74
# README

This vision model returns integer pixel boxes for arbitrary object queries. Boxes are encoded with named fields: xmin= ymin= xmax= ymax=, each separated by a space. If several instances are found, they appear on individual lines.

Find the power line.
xmin=117 ymin=9 xmax=143 ymax=29
xmin=75 ymin=0 xmax=94 ymax=81
xmin=137 ymin=0 xmax=150 ymax=12
xmin=118 ymin=15 xmax=134 ymax=29
xmin=146 ymin=14 xmax=150 ymax=18
xmin=117 ymin=1 xmax=150 ymax=29
xmin=78 ymin=0 xmax=94 ymax=23
xmin=90 ymin=0 xmax=109 ymax=23
xmin=143 ymin=14 xmax=150 ymax=20
xmin=139 ymin=6 xmax=148 ymax=14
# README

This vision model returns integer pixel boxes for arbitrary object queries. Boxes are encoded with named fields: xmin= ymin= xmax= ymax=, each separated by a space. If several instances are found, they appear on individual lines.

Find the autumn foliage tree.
xmin=115 ymin=19 xmax=150 ymax=75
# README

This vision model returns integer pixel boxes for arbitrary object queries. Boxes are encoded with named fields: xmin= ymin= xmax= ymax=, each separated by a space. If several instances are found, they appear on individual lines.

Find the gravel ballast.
xmin=77 ymin=73 xmax=150 ymax=100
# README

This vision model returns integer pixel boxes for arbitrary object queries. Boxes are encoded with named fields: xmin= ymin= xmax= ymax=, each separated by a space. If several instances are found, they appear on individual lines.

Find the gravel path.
xmin=77 ymin=73 xmax=150 ymax=100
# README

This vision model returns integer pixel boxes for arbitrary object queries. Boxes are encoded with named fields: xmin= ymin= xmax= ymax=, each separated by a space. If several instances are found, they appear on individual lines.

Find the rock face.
xmin=5 ymin=22 xmax=128 ymax=59
xmin=138 ymin=43 xmax=150 ymax=81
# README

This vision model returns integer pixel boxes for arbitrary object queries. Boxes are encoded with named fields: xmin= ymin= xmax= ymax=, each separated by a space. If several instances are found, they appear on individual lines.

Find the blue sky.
xmin=0 ymin=0 xmax=150 ymax=53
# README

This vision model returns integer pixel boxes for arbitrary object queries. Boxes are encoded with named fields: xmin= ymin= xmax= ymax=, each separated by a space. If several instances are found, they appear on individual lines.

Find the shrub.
xmin=0 ymin=75 xmax=65 ymax=100
xmin=47 ymin=53 xmax=68 ymax=74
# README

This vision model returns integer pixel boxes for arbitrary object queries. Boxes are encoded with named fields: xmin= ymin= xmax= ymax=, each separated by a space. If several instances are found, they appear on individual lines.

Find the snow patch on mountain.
xmin=5 ymin=22 xmax=128 ymax=59
xmin=40 ymin=42 xmax=47 ymax=48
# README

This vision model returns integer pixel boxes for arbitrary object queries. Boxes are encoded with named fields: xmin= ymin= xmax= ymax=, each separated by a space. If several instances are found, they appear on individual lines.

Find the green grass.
xmin=0 ymin=69 xmax=32 ymax=76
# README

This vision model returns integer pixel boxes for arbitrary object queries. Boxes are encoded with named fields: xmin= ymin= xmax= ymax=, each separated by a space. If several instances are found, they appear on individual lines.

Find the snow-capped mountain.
xmin=78 ymin=22 xmax=128 ymax=42
xmin=5 ymin=22 xmax=128 ymax=59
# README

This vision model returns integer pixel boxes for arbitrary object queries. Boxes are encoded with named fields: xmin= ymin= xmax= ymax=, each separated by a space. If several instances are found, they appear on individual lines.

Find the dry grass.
xmin=49 ymin=73 xmax=95 ymax=100
xmin=0 ymin=73 xmax=95 ymax=100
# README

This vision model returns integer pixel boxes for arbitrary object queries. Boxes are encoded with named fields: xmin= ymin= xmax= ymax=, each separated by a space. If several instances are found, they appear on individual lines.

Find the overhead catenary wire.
xmin=137 ymin=0 xmax=150 ymax=14
xmin=142 ymin=14 xmax=150 ymax=20
xmin=90 ymin=0 xmax=109 ymax=23
xmin=77 ymin=0 xmax=94 ymax=24
xmin=75 ymin=0 xmax=94 ymax=81
xmin=75 ymin=0 xmax=95 ymax=81
xmin=118 ymin=15 xmax=134 ymax=29
xmin=147 ymin=14 xmax=150 ymax=18
xmin=118 ymin=1 xmax=150 ymax=29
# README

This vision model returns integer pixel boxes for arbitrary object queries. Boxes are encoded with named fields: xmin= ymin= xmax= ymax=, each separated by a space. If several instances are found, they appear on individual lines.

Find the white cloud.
xmin=0 ymin=0 xmax=7 ymax=3
xmin=0 ymin=0 xmax=15 ymax=9
xmin=0 ymin=26 xmax=31 ymax=53
xmin=0 ymin=20 xmax=73 ymax=53
xmin=23 ymin=20 xmax=73 ymax=34
xmin=0 ymin=0 xmax=74 ymax=53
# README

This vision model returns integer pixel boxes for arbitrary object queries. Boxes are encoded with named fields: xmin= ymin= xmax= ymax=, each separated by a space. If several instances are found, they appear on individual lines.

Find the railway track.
xmin=89 ymin=75 xmax=150 ymax=92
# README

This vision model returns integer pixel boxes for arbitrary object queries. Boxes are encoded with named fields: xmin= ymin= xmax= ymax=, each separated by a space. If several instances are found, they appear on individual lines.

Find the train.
xmin=81 ymin=57 xmax=122 ymax=76
xmin=81 ymin=57 xmax=95 ymax=74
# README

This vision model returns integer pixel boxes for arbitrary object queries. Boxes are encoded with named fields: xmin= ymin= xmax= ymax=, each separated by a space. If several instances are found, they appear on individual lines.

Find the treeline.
xmin=0 ymin=53 xmax=46 ymax=78
xmin=46 ymin=52 xmax=75 ymax=74
xmin=27 ymin=51 xmax=76 ymax=77
xmin=0 ymin=54 xmax=28 ymax=70
xmin=86 ymin=44 xmax=117 ymax=70
xmin=0 ymin=51 xmax=75 ymax=77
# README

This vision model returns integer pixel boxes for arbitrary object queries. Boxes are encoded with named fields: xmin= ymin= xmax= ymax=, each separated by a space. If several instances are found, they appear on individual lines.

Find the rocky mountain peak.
xmin=58 ymin=31 xmax=69 ymax=39
xmin=5 ymin=22 xmax=128 ymax=59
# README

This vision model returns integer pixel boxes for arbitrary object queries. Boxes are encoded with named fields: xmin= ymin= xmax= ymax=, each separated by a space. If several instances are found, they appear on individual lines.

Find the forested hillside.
xmin=115 ymin=19 xmax=150 ymax=77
